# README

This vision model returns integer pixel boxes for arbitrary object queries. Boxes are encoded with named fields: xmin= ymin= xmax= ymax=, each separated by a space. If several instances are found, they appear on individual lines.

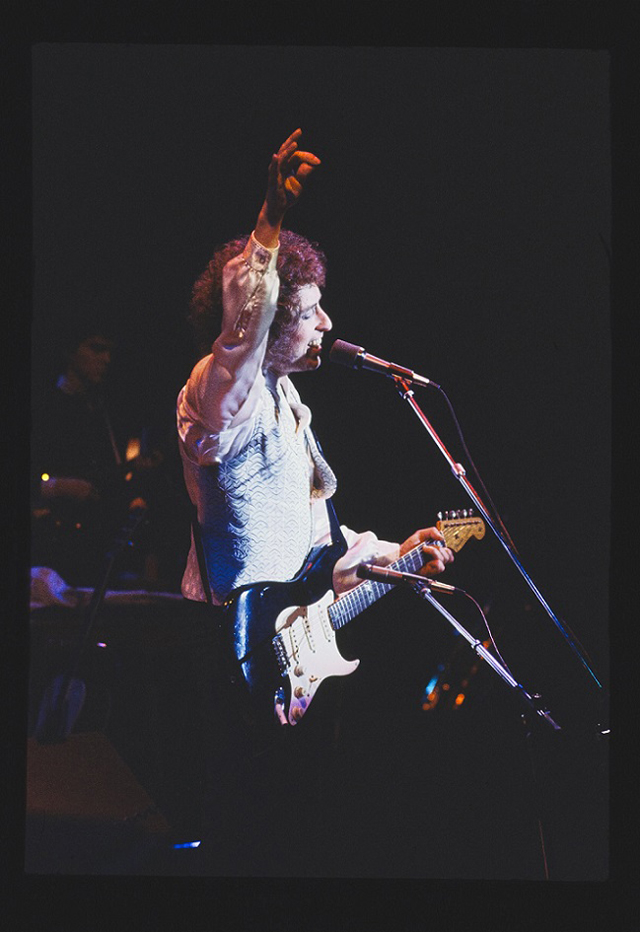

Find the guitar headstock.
xmin=437 ymin=509 xmax=486 ymax=552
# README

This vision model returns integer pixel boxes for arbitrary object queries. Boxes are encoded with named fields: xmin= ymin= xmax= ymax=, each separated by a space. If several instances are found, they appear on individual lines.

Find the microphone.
xmin=329 ymin=340 xmax=440 ymax=390
xmin=357 ymin=563 xmax=458 ymax=595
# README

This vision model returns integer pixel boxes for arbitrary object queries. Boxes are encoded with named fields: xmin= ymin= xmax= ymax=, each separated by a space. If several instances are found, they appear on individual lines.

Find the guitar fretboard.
xmin=328 ymin=543 xmax=429 ymax=631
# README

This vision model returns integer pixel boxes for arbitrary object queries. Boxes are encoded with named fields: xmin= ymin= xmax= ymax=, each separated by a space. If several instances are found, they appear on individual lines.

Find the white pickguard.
xmin=274 ymin=590 xmax=360 ymax=726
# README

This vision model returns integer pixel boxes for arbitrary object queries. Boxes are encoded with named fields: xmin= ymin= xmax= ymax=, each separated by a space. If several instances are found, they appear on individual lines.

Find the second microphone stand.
xmin=411 ymin=579 xmax=561 ymax=732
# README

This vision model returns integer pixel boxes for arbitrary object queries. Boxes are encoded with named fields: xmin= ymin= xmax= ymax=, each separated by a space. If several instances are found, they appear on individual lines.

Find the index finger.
xmin=277 ymin=128 xmax=303 ymax=153
xmin=419 ymin=526 xmax=445 ymax=542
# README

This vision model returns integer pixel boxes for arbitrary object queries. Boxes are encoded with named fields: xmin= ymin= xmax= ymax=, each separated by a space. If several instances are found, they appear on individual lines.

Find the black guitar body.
xmin=221 ymin=536 xmax=347 ymax=732
xmin=211 ymin=509 xmax=482 ymax=735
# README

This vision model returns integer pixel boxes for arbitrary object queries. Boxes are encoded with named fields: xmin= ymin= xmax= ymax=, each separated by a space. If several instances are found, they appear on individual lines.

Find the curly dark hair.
xmin=188 ymin=229 xmax=327 ymax=361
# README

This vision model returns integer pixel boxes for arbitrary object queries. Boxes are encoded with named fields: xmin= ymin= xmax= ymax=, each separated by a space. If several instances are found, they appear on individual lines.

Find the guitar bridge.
xmin=272 ymin=634 xmax=290 ymax=675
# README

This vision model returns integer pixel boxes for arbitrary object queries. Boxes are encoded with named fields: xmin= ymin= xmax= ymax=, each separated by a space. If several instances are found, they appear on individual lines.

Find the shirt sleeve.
xmin=311 ymin=499 xmax=400 ymax=597
xmin=177 ymin=232 xmax=280 ymax=465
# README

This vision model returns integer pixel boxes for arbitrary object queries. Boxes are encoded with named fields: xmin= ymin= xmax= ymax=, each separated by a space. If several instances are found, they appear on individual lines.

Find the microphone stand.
xmin=412 ymin=582 xmax=561 ymax=733
xmin=413 ymin=581 xmax=558 ymax=879
xmin=392 ymin=376 xmax=605 ymax=697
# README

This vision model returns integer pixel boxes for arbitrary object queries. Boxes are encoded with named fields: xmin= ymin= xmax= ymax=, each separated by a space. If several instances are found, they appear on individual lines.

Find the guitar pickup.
xmin=272 ymin=634 xmax=290 ymax=675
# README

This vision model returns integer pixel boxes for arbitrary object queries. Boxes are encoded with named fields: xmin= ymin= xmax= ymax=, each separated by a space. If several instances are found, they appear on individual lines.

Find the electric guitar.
xmin=220 ymin=511 xmax=485 ymax=733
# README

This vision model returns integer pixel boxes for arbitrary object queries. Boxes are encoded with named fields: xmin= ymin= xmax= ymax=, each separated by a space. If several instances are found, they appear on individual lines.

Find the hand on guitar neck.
xmin=398 ymin=525 xmax=455 ymax=578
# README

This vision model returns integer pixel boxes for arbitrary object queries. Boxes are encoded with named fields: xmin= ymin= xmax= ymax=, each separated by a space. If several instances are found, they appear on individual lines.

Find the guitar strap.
xmin=308 ymin=428 xmax=347 ymax=554
xmin=190 ymin=503 xmax=215 ymax=609
xmin=323 ymin=491 xmax=347 ymax=556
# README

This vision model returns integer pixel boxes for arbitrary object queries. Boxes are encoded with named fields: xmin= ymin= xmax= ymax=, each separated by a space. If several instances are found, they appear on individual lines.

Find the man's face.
xmin=266 ymin=284 xmax=332 ymax=376
xmin=69 ymin=335 xmax=113 ymax=386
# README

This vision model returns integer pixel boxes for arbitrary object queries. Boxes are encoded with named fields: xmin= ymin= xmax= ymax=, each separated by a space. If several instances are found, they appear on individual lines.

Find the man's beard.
xmin=264 ymin=321 xmax=301 ymax=376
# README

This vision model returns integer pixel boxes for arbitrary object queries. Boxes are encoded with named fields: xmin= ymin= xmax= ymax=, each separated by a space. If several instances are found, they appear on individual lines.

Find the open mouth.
xmin=306 ymin=339 xmax=322 ymax=357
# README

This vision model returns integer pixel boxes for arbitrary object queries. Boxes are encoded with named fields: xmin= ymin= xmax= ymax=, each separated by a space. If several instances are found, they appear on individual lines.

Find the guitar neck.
xmin=328 ymin=543 xmax=428 ymax=631
xmin=326 ymin=513 xmax=484 ymax=632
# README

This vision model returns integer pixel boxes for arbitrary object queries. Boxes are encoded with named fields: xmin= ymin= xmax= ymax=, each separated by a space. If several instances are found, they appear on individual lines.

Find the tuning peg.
xmin=437 ymin=511 xmax=443 ymax=521
xmin=462 ymin=509 xmax=468 ymax=518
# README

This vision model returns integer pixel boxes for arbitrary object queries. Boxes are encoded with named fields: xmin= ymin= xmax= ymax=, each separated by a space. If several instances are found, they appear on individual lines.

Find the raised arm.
xmin=180 ymin=130 xmax=321 ymax=448
xmin=255 ymin=128 xmax=321 ymax=248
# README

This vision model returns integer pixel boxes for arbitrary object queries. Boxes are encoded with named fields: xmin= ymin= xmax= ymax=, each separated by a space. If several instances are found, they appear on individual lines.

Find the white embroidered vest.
xmin=186 ymin=384 xmax=337 ymax=604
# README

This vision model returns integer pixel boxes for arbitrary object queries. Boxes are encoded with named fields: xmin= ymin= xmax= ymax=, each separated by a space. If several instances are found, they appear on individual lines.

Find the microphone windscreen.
xmin=329 ymin=340 xmax=363 ymax=368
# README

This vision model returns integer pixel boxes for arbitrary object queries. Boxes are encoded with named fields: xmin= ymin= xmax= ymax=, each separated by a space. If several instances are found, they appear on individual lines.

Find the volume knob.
xmin=294 ymin=686 xmax=305 ymax=698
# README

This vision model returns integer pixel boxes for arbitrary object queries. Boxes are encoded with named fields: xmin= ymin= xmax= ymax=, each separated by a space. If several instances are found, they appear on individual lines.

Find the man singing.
xmin=175 ymin=129 xmax=454 ymax=873
xmin=178 ymin=128 xmax=453 ymax=613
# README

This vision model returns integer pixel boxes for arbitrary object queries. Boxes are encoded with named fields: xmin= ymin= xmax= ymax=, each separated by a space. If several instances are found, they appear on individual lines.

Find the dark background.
xmin=31 ymin=42 xmax=610 ymax=666
xmin=21 ymin=35 xmax=617 ymax=897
